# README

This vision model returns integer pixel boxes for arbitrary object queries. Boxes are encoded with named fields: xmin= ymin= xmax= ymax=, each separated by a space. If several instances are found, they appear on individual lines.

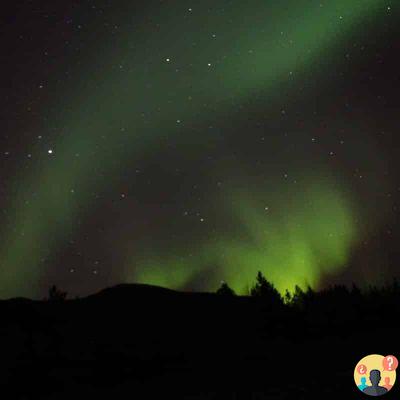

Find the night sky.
xmin=1 ymin=0 xmax=399 ymax=299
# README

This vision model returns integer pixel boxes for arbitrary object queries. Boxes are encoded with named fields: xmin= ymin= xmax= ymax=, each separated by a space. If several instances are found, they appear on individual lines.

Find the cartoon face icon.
xmin=354 ymin=355 xmax=398 ymax=397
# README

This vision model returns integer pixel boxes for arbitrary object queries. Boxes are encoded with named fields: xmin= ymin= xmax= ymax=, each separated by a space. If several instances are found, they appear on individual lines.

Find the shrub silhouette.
xmin=216 ymin=281 xmax=236 ymax=296
xmin=47 ymin=285 xmax=67 ymax=302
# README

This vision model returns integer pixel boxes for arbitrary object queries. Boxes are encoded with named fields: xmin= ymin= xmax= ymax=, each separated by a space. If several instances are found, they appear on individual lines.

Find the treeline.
xmin=3 ymin=271 xmax=399 ymax=399
xmin=217 ymin=271 xmax=400 ymax=311
xmin=47 ymin=271 xmax=400 ymax=311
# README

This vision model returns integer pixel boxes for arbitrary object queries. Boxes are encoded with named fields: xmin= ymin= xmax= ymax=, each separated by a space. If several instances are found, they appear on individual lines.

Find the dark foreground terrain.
xmin=0 ymin=282 xmax=399 ymax=399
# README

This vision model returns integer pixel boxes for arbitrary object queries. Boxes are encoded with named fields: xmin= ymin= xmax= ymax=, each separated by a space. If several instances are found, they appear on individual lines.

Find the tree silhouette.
xmin=216 ymin=281 xmax=236 ymax=296
xmin=284 ymin=289 xmax=292 ymax=305
xmin=47 ymin=285 xmax=67 ymax=302
xmin=250 ymin=271 xmax=283 ymax=305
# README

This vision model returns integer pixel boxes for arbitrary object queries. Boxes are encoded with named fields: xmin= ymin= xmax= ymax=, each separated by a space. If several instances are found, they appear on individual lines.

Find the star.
xmin=0 ymin=0 xmax=398 ymax=301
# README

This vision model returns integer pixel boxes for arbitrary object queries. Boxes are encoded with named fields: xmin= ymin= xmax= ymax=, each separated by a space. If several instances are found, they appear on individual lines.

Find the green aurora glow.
xmin=128 ymin=173 xmax=358 ymax=294
xmin=0 ymin=0 xmax=388 ymax=297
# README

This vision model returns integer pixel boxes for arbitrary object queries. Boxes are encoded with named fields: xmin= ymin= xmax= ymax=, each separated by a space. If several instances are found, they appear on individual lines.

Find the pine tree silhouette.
xmin=250 ymin=271 xmax=283 ymax=305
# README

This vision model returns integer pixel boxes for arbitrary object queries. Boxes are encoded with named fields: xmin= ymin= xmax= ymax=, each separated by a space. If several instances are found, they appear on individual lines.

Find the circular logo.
xmin=354 ymin=354 xmax=398 ymax=396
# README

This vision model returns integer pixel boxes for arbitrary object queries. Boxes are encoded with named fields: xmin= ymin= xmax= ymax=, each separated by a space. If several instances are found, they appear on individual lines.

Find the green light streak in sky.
xmin=0 ymin=0 xmax=382 ymax=297
xmin=126 ymin=174 xmax=358 ymax=295
xmin=219 ymin=179 xmax=358 ymax=294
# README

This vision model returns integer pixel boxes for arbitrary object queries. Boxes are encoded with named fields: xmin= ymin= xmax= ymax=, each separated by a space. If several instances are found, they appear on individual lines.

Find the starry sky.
xmin=1 ymin=0 xmax=399 ymax=299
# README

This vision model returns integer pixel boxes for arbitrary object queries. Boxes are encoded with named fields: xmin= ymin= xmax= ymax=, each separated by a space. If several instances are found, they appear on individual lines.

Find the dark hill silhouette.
xmin=92 ymin=282 xmax=181 ymax=297
xmin=0 ymin=276 xmax=399 ymax=399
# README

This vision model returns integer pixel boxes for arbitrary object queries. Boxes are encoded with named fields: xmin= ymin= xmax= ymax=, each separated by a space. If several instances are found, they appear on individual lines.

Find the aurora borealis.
xmin=0 ymin=0 xmax=399 ymax=298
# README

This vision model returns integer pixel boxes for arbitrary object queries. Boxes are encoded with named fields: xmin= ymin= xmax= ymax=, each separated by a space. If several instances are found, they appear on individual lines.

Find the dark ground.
xmin=0 ymin=283 xmax=398 ymax=399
